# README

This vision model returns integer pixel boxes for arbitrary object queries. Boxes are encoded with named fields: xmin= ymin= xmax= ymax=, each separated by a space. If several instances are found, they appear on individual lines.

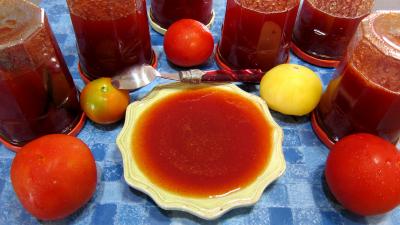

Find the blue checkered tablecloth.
xmin=1 ymin=1 xmax=399 ymax=224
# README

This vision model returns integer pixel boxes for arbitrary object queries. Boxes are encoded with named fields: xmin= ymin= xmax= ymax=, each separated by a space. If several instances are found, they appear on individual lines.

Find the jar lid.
xmin=0 ymin=0 xmax=43 ymax=48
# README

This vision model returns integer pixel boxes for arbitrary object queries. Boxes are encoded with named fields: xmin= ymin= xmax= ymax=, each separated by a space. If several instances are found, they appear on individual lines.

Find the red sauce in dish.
xmin=132 ymin=87 xmax=273 ymax=198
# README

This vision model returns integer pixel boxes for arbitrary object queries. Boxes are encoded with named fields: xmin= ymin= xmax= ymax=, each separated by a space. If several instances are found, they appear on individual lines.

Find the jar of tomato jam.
xmin=0 ymin=0 xmax=84 ymax=151
xmin=312 ymin=11 xmax=400 ymax=148
xmin=149 ymin=0 xmax=214 ymax=34
xmin=66 ymin=0 xmax=156 ymax=82
xmin=216 ymin=0 xmax=299 ymax=72
xmin=291 ymin=0 xmax=374 ymax=67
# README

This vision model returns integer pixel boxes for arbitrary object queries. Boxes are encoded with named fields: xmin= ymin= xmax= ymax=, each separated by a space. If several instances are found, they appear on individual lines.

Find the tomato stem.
xmin=101 ymin=85 xmax=108 ymax=93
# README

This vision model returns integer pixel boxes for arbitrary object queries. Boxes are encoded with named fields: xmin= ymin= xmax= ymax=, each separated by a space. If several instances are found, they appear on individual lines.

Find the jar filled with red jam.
xmin=66 ymin=0 xmax=155 ymax=81
xmin=0 ymin=0 xmax=84 ymax=151
xmin=292 ymin=0 xmax=374 ymax=67
xmin=150 ymin=0 xmax=214 ymax=33
xmin=216 ymin=0 xmax=299 ymax=72
xmin=313 ymin=11 xmax=400 ymax=148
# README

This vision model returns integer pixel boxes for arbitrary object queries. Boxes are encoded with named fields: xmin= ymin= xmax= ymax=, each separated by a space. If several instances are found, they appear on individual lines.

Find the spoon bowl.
xmin=111 ymin=64 xmax=160 ymax=90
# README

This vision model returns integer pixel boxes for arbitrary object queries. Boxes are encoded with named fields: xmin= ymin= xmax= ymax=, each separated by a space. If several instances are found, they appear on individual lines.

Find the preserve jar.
xmin=0 ymin=0 xmax=84 ymax=151
xmin=149 ymin=0 xmax=214 ymax=34
xmin=312 ymin=11 xmax=400 ymax=148
xmin=216 ymin=0 xmax=299 ymax=72
xmin=291 ymin=0 xmax=374 ymax=67
xmin=66 ymin=0 xmax=157 ymax=82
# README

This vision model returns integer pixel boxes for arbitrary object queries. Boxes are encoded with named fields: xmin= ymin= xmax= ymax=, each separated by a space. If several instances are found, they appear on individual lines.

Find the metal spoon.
xmin=111 ymin=64 xmax=264 ymax=90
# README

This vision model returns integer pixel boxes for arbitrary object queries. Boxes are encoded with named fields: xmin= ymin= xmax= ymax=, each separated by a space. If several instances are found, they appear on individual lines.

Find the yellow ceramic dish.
xmin=116 ymin=82 xmax=285 ymax=220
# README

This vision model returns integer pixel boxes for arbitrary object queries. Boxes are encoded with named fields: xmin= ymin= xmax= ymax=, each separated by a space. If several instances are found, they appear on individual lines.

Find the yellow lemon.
xmin=260 ymin=64 xmax=323 ymax=116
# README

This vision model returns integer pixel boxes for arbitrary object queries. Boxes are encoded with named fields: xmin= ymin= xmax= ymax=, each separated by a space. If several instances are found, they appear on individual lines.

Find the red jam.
xmin=217 ymin=0 xmax=299 ymax=71
xmin=67 ymin=0 xmax=153 ymax=79
xmin=150 ymin=0 xmax=213 ymax=29
xmin=132 ymin=88 xmax=273 ymax=197
xmin=0 ymin=1 xmax=82 ymax=147
xmin=314 ymin=12 xmax=400 ymax=144
xmin=292 ymin=0 xmax=373 ymax=61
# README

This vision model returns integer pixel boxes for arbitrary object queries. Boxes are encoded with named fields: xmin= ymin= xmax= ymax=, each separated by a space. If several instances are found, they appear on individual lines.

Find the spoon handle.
xmin=201 ymin=69 xmax=265 ymax=83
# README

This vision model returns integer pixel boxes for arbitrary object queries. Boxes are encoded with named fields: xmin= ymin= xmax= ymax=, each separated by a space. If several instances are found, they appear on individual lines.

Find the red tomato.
xmin=164 ymin=19 xmax=214 ymax=67
xmin=10 ymin=134 xmax=97 ymax=220
xmin=80 ymin=77 xmax=130 ymax=124
xmin=325 ymin=133 xmax=400 ymax=216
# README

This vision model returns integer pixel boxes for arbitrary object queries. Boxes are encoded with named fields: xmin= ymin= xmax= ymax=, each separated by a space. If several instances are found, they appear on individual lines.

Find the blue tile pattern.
xmin=92 ymin=204 xmax=117 ymax=225
xmin=0 ymin=0 xmax=399 ymax=224
xmin=269 ymin=207 xmax=293 ymax=225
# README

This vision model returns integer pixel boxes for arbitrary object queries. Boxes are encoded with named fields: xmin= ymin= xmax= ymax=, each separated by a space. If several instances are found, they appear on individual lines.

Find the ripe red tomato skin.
xmin=10 ymin=134 xmax=97 ymax=221
xmin=325 ymin=133 xmax=400 ymax=216
xmin=164 ymin=19 xmax=214 ymax=67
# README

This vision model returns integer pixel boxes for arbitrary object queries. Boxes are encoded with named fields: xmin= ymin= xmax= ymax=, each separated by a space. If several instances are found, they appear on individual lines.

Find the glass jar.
xmin=292 ymin=0 xmax=374 ymax=67
xmin=66 ymin=0 xmax=156 ymax=81
xmin=312 ymin=11 xmax=400 ymax=148
xmin=150 ymin=0 xmax=214 ymax=34
xmin=0 ymin=0 xmax=84 ymax=151
xmin=216 ymin=0 xmax=299 ymax=72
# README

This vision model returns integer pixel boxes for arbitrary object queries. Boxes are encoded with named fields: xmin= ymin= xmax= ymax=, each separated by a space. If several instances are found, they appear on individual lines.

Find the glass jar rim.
xmin=234 ymin=0 xmax=299 ymax=14
xmin=362 ymin=10 xmax=400 ymax=60
xmin=306 ymin=0 xmax=374 ymax=19
xmin=0 ymin=0 xmax=44 ymax=49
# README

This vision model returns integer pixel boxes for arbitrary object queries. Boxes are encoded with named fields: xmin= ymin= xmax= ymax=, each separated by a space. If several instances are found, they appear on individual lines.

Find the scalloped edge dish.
xmin=116 ymin=82 xmax=286 ymax=220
